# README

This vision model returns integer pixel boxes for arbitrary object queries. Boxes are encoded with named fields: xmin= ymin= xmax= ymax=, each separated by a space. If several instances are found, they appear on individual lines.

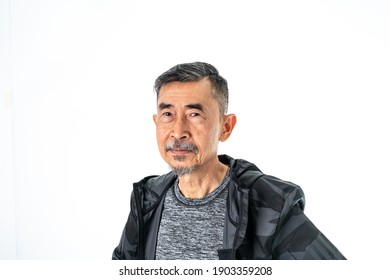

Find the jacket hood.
xmin=136 ymin=154 xmax=304 ymax=212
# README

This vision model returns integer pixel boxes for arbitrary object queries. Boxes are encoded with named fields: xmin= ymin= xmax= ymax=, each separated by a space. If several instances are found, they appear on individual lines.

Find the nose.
xmin=171 ymin=116 xmax=190 ymax=140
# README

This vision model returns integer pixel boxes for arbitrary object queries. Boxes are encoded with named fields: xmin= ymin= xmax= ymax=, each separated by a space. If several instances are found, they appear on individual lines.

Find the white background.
xmin=1 ymin=0 xmax=389 ymax=267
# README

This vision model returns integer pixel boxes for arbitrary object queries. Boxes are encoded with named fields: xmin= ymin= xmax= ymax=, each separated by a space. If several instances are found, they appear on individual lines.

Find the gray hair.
xmin=154 ymin=62 xmax=229 ymax=115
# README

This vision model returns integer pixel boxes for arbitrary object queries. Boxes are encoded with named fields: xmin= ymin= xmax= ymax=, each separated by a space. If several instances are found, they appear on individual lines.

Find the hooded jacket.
xmin=112 ymin=154 xmax=345 ymax=260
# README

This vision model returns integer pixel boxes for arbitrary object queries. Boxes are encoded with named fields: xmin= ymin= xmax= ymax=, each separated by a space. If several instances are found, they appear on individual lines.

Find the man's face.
xmin=153 ymin=78 xmax=228 ymax=176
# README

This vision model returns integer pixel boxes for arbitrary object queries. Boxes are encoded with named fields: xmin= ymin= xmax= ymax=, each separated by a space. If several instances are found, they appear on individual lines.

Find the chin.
xmin=169 ymin=164 xmax=196 ymax=177
xmin=172 ymin=154 xmax=189 ymax=162
xmin=167 ymin=158 xmax=199 ymax=177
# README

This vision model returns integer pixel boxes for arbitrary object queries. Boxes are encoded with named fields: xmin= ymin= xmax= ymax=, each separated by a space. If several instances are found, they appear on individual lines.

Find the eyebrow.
xmin=185 ymin=103 xmax=204 ymax=111
xmin=158 ymin=102 xmax=204 ymax=111
xmin=158 ymin=102 xmax=172 ymax=110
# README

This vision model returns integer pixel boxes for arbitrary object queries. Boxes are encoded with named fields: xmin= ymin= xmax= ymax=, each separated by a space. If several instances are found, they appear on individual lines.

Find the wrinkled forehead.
xmin=157 ymin=80 xmax=216 ymax=103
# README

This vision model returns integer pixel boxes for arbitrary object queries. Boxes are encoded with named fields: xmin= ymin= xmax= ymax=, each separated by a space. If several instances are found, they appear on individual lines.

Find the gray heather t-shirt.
xmin=155 ymin=169 xmax=230 ymax=260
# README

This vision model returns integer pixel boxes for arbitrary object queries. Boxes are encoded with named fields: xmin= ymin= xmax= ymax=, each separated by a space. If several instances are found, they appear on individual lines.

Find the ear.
xmin=220 ymin=114 xmax=237 ymax=142
xmin=153 ymin=114 xmax=157 ymax=125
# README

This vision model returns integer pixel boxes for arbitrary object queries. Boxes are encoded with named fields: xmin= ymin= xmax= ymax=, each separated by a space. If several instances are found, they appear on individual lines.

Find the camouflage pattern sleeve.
xmin=271 ymin=204 xmax=346 ymax=259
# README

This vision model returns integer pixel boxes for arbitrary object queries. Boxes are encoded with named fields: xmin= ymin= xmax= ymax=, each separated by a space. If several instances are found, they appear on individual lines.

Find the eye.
xmin=162 ymin=112 xmax=172 ymax=117
xmin=189 ymin=112 xmax=200 ymax=117
xmin=159 ymin=111 xmax=174 ymax=123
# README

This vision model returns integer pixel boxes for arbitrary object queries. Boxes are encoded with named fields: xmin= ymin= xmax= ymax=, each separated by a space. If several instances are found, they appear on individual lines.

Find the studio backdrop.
xmin=1 ymin=0 xmax=389 ymax=260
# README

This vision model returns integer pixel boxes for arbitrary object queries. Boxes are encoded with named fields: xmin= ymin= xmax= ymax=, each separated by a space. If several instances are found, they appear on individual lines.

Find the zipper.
xmin=231 ymin=186 xmax=250 ymax=260
xmin=231 ymin=189 xmax=243 ymax=259
xmin=133 ymin=184 xmax=145 ymax=260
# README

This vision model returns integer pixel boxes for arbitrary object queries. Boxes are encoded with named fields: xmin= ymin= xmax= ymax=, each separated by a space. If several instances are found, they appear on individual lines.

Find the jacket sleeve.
xmin=112 ymin=191 xmax=139 ymax=260
xmin=271 ymin=203 xmax=346 ymax=260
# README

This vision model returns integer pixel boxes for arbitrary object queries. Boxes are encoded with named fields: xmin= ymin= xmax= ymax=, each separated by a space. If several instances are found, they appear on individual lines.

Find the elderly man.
xmin=112 ymin=62 xmax=346 ymax=260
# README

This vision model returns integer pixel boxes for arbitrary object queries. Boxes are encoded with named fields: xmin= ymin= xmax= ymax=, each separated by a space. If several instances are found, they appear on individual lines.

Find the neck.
xmin=177 ymin=159 xmax=228 ymax=199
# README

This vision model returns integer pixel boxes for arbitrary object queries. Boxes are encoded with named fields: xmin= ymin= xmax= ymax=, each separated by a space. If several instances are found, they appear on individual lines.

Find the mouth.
xmin=168 ymin=149 xmax=193 ymax=155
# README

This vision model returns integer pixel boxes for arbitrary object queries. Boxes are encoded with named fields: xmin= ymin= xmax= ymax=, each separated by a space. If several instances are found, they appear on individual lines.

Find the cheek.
xmin=156 ymin=124 xmax=168 ymax=138
xmin=156 ymin=126 xmax=173 ymax=152
xmin=155 ymin=128 xmax=165 ymax=147
xmin=198 ymin=126 xmax=221 ymax=151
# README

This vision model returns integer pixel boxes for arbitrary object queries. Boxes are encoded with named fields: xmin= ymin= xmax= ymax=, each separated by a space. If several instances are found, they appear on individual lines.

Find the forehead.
xmin=157 ymin=79 xmax=216 ymax=105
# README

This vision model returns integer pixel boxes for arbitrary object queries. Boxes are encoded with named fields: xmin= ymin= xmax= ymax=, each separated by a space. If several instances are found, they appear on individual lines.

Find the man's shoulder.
xmin=255 ymin=174 xmax=304 ymax=197
xmin=225 ymin=155 xmax=305 ymax=211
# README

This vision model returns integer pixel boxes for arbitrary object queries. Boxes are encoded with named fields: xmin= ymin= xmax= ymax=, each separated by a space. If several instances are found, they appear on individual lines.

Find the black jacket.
xmin=112 ymin=154 xmax=346 ymax=260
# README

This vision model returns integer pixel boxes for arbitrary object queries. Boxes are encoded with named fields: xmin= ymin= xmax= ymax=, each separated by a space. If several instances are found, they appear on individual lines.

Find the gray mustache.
xmin=166 ymin=140 xmax=199 ymax=154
